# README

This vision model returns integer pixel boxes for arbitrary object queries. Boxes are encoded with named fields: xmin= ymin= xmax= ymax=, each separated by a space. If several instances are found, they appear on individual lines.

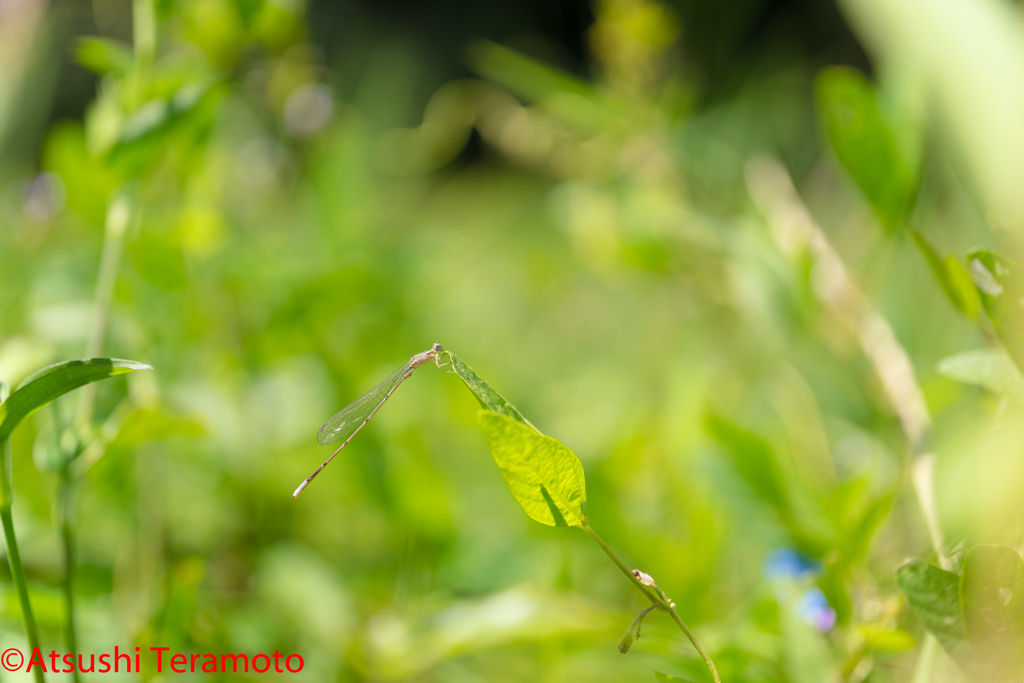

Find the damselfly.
xmin=293 ymin=342 xmax=451 ymax=497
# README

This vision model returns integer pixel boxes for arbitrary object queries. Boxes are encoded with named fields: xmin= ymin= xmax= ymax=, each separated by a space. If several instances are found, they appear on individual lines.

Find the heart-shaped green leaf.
xmin=477 ymin=410 xmax=586 ymax=527
xmin=816 ymin=67 xmax=919 ymax=231
xmin=895 ymin=559 xmax=968 ymax=661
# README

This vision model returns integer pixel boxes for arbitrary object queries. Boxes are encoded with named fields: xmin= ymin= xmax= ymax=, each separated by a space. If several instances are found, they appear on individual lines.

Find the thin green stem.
xmin=910 ymin=633 xmax=937 ymax=683
xmin=1 ymin=505 xmax=45 ymax=683
xmin=63 ymin=196 xmax=131 ymax=675
xmin=665 ymin=608 xmax=720 ymax=683
xmin=581 ymin=521 xmax=660 ymax=604
xmin=77 ymin=196 xmax=130 ymax=428
xmin=582 ymin=520 xmax=720 ymax=683
xmin=58 ymin=468 xmax=80 ymax=683
xmin=132 ymin=0 xmax=157 ymax=61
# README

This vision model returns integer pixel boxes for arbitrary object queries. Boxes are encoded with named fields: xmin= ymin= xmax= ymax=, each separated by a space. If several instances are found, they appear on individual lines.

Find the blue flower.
xmin=796 ymin=587 xmax=837 ymax=632
xmin=764 ymin=548 xmax=819 ymax=580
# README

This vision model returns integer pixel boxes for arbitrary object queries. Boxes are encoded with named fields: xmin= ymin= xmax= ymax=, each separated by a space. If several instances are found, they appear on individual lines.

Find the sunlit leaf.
xmin=0 ymin=358 xmax=152 ymax=444
xmin=75 ymin=37 xmax=134 ymax=76
xmin=911 ymin=230 xmax=980 ymax=319
xmin=816 ymin=67 xmax=918 ymax=230
xmin=450 ymin=352 xmax=536 ymax=430
xmin=937 ymin=348 xmax=1024 ymax=401
xmin=477 ymin=410 xmax=586 ymax=527
xmin=967 ymin=249 xmax=1024 ymax=372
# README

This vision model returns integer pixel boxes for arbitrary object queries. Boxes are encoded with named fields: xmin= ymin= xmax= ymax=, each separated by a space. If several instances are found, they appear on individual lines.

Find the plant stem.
xmin=0 ymin=392 xmax=41 ymax=681
xmin=910 ymin=633 xmax=937 ymax=683
xmin=1 ymin=504 xmax=45 ymax=683
xmin=582 ymin=520 xmax=721 ymax=683
xmin=77 ymin=196 xmax=131 ymax=428
xmin=132 ymin=0 xmax=157 ymax=61
xmin=58 ymin=468 xmax=80 ymax=683
xmin=582 ymin=521 xmax=660 ymax=603
xmin=62 ymin=196 xmax=132 ymax=676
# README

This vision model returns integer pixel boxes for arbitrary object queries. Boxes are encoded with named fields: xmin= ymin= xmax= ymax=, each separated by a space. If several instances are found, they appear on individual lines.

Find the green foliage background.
xmin=1 ymin=0 xmax=1023 ymax=681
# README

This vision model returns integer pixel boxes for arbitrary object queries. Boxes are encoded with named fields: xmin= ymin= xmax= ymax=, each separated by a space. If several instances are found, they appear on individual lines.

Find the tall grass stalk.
xmin=0 ymin=383 xmax=45 ymax=683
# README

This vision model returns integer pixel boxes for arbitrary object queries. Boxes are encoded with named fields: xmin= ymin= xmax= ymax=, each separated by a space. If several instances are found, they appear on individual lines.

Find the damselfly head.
xmin=432 ymin=341 xmax=444 ymax=354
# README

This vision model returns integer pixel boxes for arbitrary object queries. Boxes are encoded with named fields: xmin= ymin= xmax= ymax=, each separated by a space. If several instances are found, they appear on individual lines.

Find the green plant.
xmin=817 ymin=63 xmax=1024 ymax=683
xmin=449 ymin=351 xmax=720 ymax=682
xmin=0 ymin=358 xmax=151 ymax=683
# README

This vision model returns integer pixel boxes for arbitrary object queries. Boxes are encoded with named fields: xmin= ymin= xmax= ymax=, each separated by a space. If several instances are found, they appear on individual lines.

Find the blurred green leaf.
xmin=107 ymin=82 xmax=221 ymax=174
xmin=819 ymin=559 xmax=853 ymax=626
xmin=75 ymin=37 xmax=134 ymax=76
xmin=937 ymin=348 xmax=1024 ymax=402
xmin=780 ymin=603 xmax=838 ymax=683
xmin=368 ymin=586 xmax=611 ymax=678
xmin=467 ymin=40 xmax=593 ymax=103
xmin=653 ymin=673 xmax=696 ymax=682
xmin=118 ymin=99 xmax=171 ymax=144
xmin=42 ymin=121 xmax=119 ymax=224
xmin=816 ymin=67 xmax=918 ymax=230
xmin=847 ymin=491 xmax=895 ymax=563
xmin=107 ymin=408 xmax=204 ymax=453
xmin=895 ymin=559 xmax=970 ymax=667
xmin=0 ymin=359 xmax=152 ymax=444
xmin=967 ymin=249 xmax=1024 ymax=372
xmin=450 ymin=352 xmax=536 ymax=430
xmin=704 ymin=413 xmax=787 ymax=509
xmin=862 ymin=626 xmax=916 ymax=652
xmin=465 ymin=40 xmax=624 ymax=134
xmin=477 ymin=410 xmax=586 ymax=527
xmin=960 ymin=544 xmax=1024 ymax=643
xmin=705 ymin=413 xmax=837 ymax=555
xmin=911 ymin=230 xmax=980 ymax=318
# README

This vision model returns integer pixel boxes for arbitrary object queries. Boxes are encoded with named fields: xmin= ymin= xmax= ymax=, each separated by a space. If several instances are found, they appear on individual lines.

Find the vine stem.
xmin=582 ymin=520 xmax=721 ymax=683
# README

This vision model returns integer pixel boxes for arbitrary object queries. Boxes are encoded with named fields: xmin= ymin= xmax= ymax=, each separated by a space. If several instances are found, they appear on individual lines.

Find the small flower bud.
xmin=617 ymin=628 xmax=636 ymax=654
xmin=617 ymin=604 xmax=656 ymax=654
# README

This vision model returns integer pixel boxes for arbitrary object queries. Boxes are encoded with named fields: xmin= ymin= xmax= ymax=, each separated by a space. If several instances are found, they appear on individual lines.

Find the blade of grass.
xmin=0 ymin=382 xmax=44 ymax=683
